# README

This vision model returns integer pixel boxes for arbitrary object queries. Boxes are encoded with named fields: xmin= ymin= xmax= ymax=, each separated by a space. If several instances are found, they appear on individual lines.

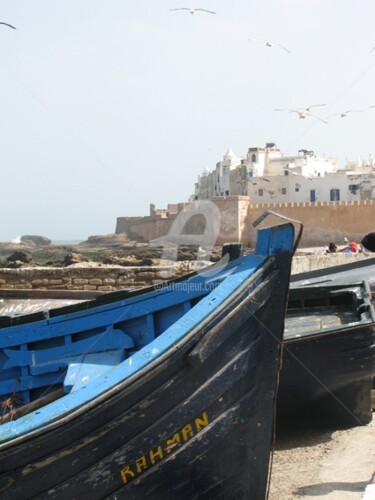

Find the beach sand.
xmin=269 ymin=417 xmax=375 ymax=499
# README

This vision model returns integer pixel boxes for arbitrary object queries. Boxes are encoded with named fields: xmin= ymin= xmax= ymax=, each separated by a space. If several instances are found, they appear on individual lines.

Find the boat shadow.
xmin=274 ymin=418 xmax=356 ymax=451
xmin=294 ymin=480 xmax=368 ymax=496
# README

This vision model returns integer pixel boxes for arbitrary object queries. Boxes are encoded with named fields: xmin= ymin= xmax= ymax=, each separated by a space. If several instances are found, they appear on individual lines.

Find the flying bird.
xmin=248 ymin=38 xmax=291 ymax=54
xmin=299 ymin=104 xmax=326 ymax=112
xmin=0 ymin=22 xmax=16 ymax=30
xmin=328 ymin=110 xmax=362 ymax=118
xmin=275 ymin=108 xmax=328 ymax=123
xmin=170 ymin=8 xmax=216 ymax=15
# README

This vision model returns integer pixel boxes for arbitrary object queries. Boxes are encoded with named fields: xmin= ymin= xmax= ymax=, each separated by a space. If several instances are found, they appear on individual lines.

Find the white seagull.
xmin=248 ymin=37 xmax=291 ymax=54
xmin=328 ymin=109 xmax=362 ymax=118
xmin=0 ymin=22 xmax=16 ymax=30
xmin=170 ymin=8 xmax=216 ymax=15
xmin=275 ymin=107 xmax=328 ymax=123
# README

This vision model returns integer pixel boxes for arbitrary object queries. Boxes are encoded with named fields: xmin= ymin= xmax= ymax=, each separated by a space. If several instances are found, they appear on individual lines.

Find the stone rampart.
xmin=116 ymin=199 xmax=375 ymax=246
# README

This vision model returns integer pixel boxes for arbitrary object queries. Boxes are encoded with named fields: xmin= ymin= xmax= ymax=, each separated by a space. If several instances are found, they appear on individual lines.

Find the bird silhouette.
xmin=275 ymin=108 xmax=327 ymax=123
xmin=170 ymin=8 xmax=216 ymax=15
xmin=248 ymin=38 xmax=291 ymax=53
xmin=0 ymin=22 xmax=16 ymax=30
xmin=299 ymin=104 xmax=326 ymax=112
xmin=328 ymin=110 xmax=362 ymax=118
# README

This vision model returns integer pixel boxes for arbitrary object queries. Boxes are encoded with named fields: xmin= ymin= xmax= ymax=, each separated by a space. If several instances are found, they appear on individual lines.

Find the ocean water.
xmin=6 ymin=236 xmax=84 ymax=245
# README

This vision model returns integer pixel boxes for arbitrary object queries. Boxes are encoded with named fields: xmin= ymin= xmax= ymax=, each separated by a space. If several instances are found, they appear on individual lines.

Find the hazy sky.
xmin=1 ymin=1 xmax=375 ymax=241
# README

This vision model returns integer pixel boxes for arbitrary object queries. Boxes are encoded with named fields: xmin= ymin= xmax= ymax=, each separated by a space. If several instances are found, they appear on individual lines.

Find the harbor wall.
xmin=0 ymin=253 xmax=372 ymax=291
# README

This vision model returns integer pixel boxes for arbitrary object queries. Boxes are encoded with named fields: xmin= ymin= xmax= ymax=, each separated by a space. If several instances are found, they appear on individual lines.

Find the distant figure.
xmin=361 ymin=232 xmax=375 ymax=252
xmin=326 ymin=242 xmax=337 ymax=253
xmin=342 ymin=241 xmax=359 ymax=253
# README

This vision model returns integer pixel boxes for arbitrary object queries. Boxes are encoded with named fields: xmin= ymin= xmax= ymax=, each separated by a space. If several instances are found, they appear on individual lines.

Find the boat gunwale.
xmin=0 ymin=253 xmax=282 ymax=449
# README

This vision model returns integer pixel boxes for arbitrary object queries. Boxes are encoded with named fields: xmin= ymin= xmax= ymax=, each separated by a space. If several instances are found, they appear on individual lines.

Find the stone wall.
xmin=246 ymin=200 xmax=375 ymax=235
xmin=116 ymin=199 xmax=375 ymax=246
xmin=0 ymin=253 xmax=373 ymax=291
xmin=0 ymin=264 xmax=197 ymax=292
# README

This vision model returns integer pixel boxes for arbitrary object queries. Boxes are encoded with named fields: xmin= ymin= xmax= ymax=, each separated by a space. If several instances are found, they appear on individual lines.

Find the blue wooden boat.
xmin=278 ymin=280 xmax=375 ymax=427
xmin=0 ymin=212 xmax=299 ymax=499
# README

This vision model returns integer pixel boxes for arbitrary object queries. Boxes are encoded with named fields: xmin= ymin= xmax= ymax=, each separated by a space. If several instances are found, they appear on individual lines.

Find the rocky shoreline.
xmin=0 ymin=235 xmax=223 ymax=269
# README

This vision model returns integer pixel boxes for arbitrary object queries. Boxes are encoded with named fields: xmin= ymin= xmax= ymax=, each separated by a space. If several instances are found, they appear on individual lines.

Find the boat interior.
xmin=285 ymin=281 xmax=375 ymax=340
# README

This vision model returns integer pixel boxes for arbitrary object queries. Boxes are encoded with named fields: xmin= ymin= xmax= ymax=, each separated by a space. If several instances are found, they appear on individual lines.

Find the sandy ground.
xmin=268 ymin=417 xmax=375 ymax=499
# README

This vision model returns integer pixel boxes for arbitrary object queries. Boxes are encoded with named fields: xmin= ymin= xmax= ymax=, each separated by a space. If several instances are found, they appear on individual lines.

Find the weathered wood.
xmin=1 ymin=388 xmax=65 ymax=424
xmin=0 ymin=289 xmax=103 ymax=300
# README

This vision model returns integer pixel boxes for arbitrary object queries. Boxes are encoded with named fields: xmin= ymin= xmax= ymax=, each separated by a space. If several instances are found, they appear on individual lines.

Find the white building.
xmin=194 ymin=143 xmax=375 ymax=204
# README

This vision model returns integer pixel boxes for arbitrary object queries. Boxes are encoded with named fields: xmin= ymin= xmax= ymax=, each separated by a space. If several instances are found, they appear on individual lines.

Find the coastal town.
xmin=116 ymin=143 xmax=375 ymax=248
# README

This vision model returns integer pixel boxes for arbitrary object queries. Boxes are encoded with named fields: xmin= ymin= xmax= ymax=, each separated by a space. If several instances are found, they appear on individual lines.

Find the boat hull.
xmin=0 ymin=253 xmax=292 ymax=499
xmin=278 ymin=282 xmax=375 ymax=427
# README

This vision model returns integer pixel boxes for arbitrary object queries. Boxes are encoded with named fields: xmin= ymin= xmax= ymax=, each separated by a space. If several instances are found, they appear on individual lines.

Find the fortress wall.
xmin=116 ymin=199 xmax=375 ymax=246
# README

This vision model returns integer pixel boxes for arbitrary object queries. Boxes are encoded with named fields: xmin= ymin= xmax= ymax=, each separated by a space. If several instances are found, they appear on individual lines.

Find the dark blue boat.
xmin=278 ymin=280 xmax=375 ymax=427
xmin=291 ymin=255 xmax=375 ymax=291
xmin=0 ymin=212 xmax=299 ymax=499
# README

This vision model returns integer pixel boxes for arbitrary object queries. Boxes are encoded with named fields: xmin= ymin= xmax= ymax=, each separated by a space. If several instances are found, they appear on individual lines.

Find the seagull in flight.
xmin=328 ymin=109 xmax=362 ymax=118
xmin=298 ymin=104 xmax=326 ymax=112
xmin=248 ymin=38 xmax=291 ymax=54
xmin=170 ymin=8 xmax=216 ymax=15
xmin=0 ymin=22 xmax=16 ymax=30
xmin=275 ymin=107 xmax=328 ymax=123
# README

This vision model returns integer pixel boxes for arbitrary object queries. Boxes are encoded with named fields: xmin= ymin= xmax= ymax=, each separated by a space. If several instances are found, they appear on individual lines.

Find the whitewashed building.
xmin=194 ymin=143 xmax=375 ymax=204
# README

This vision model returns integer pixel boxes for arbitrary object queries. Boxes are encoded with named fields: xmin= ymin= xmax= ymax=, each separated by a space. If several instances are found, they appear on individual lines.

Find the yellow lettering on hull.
xmin=120 ymin=410 xmax=210 ymax=484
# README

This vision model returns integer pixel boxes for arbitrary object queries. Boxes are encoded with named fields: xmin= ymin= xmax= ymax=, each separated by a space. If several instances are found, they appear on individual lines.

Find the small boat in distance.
xmin=0 ymin=212 xmax=300 ymax=499
xmin=278 ymin=280 xmax=375 ymax=427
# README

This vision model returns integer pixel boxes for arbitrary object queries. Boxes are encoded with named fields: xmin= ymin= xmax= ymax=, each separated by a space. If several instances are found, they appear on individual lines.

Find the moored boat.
xmin=278 ymin=280 xmax=375 ymax=426
xmin=291 ymin=255 xmax=375 ymax=291
xmin=0 ymin=212 xmax=299 ymax=499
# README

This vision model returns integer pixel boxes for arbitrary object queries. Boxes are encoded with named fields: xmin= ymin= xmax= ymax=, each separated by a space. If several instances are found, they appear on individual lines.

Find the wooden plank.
xmin=0 ymin=289 xmax=103 ymax=300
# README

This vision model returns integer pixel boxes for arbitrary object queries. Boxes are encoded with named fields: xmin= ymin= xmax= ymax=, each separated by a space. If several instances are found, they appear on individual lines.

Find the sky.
xmin=1 ymin=1 xmax=375 ymax=241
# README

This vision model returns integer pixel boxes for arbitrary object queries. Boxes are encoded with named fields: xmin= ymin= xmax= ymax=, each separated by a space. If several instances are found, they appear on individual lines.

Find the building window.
xmin=281 ymin=188 xmax=287 ymax=195
xmin=330 ymin=188 xmax=340 ymax=201
xmin=258 ymin=188 xmax=264 ymax=196
xmin=349 ymin=184 xmax=359 ymax=194
xmin=310 ymin=190 xmax=316 ymax=202
xmin=251 ymin=153 xmax=256 ymax=162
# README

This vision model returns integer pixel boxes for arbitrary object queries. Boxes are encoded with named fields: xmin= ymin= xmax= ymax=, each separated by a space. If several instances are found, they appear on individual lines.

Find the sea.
xmin=8 ymin=236 xmax=84 ymax=245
